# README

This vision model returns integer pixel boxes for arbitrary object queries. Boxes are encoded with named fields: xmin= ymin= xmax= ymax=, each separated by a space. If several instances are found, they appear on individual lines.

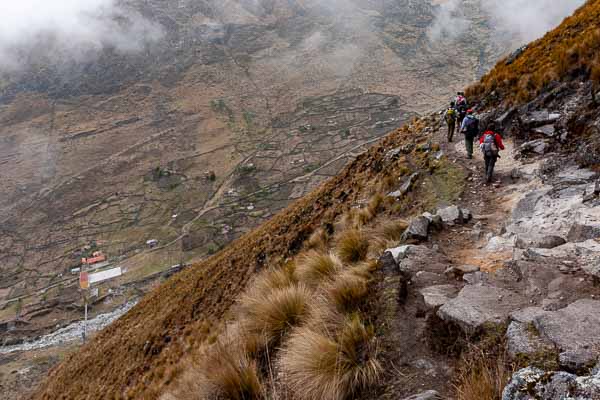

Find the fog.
xmin=0 ymin=0 xmax=163 ymax=71
xmin=429 ymin=0 xmax=585 ymax=45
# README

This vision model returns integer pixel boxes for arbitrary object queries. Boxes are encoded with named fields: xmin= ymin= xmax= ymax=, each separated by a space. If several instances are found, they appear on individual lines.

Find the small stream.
xmin=0 ymin=301 xmax=137 ymax=354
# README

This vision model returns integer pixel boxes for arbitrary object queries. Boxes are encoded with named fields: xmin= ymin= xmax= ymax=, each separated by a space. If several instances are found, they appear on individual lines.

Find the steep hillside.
xmin=13 ymin=1 xmax=600 ymax=400
xmin=468 ymin=0 xmax=600 ymax=105
xmin=0 ymin=0 xmax=507 ymax=352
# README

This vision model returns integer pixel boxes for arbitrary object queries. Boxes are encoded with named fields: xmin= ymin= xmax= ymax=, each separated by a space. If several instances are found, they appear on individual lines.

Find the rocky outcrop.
xmin=437 ymin=285 xmax=527 ymax=335
xmin=419 ymin=285 xmax=459 ymax=309
xmin=502 ymin=366 xmax=600 ymax=400
xmin=509 ymin=300 xmax=600 ymax=371
xmin=436 ymin=205 xmax=464 ymax=226
xmin=402 ymin=216 xmax=430 ymax=242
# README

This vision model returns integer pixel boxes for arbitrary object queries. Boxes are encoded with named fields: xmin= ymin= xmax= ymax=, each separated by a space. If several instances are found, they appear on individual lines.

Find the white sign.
xmin=89 ymin=267 xmax=122 ymax=285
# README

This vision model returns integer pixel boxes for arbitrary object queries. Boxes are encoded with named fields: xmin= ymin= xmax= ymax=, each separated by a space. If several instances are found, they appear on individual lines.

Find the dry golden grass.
xmin=239 ymin=284 xmax=312 ymax=349
xmin=467 ymin=2 xmax=600 ymax=106
xmin=337 ymin=229 xmax=369 ymax=264
xmin=280 ymin=315 xmax=382 ymax=400
xmin=380 ymin=220 xmax=408 ymax=241
xmin=170 ymin=341 xmax=263 ymax=400
xmin=367 ymin=193 xmax=384 ymax=214
xmin=453 ymin=347 xmax=513 ymax=400
xmin=248 ymin=263 xmax=297 ymax=296
xmin=323 ymin=271 xmax=369 ymax=313
xmin=356 ymin=207 xmax=375 ymax=227
xmin=307 ymin=227 xmax=330 ymax=251
xmin=296 ymin=250 xmax=342 ymax=286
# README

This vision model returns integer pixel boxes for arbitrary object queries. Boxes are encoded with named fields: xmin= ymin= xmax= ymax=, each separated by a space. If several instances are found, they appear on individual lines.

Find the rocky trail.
xmin=377 ymin=115 xmax=600 ymax=399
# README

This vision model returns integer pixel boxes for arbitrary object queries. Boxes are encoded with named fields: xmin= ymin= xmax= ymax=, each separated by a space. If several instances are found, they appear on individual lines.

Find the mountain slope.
xmin=0 ymin=0 xmax=507 ymax=348
xmin=29 ymin=1 xmax=600 ymax=400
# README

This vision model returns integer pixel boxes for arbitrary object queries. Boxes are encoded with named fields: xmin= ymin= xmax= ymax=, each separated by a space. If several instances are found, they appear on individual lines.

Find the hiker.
xmin=444 ymin=101 xmax=457 ymax=142
xmin=460 ymin=109 xmax=479 ymax=159
xmin=479 ymin=123 xmax=505 ymax=184
xmin=455 ymin=92 xmax=469 ymax=127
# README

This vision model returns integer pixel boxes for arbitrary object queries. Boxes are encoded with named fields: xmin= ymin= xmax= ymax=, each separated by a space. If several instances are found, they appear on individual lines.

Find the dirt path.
xmin=438 ymin=128 xmax=520 ymax=272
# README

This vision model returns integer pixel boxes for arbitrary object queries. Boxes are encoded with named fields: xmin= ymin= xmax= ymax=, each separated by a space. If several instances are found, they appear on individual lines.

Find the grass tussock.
xmin=380 ymin=220 xmax=409 ymax=241
xmin=307 ymin=227 xmax=330 ymax=251
xmin=367 ymin=193 xmax=384 ymax=215
xmin=453 ymin=346 xmax=513 ymax=400
xmin=280 ymin=315 xmax=382 ymax=400
xmin=356 ymin=207 xmax=375 ymax=227
xmin=337 ymin=229 xmax=369 ymax=264
xmin=296 ymin=250 xmax=341 ymax=286
xmin=239 ymin=284 xmax=312 ymax=348
xmin=467 ymin=2 xmax=600 ymax=106
xmin=248 ymin=264 xmax=297 ymax=296
xmin=171 ymin=341 xmax=263 ymax=400
xmin=324 ymin=271 xmax=369 ymax=313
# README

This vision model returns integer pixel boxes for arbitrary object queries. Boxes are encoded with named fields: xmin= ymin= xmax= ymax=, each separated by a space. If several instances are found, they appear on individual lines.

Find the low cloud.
xmin=428 ymin=0 xmax=471 ymax=42
xmin=429 ymin=0 xmax=585 ymax=45
xmin=481 ymin=0 xmax=585 ymax=43
xmin=0 ymin=0 xmax=163 ymax=71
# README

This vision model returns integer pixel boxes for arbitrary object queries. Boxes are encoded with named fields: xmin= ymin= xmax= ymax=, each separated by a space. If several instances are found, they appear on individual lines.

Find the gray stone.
xmin=506 ymin=321 xmax=554 ymax=359
xmin=400 ymin=390 xmax=442 ymax=400
xmin=461 ymin=208 xmax=473 ymax=222
xmin=422 ymin=212 xmax=443 ymax=230
xmin=437 ymin=285 xmax=527 ymax=335
xmin=445 ymin=265 xmax=480 ymax=281
xmin=419 ymin=285 xmax=459 ymax=309
xmin=388 ymin=172 xmax=420 ymax=199
xmin=520 ymin=139 xmax=550 ymax=155
xmin=515 ymin=235 xmax=566 ymax=249
xmin=436 ymin=205 xmax=464 ymax=225
xmin=567 ymin=223 xmax=600 ymax=242
xmin=385 ymin=245 xmax=413 ymax=263
xmin=402 ymin=216 xmax=430 ymax=242
xmin=533 ymin=124 xmax=556 ymax=137
xmin=511 ymin=300 xmax=600 ymax=370
xmin=463 ymin=271 xmax=489 ymax=285
xmin=502 ymin=366 xmax=600 ymax=400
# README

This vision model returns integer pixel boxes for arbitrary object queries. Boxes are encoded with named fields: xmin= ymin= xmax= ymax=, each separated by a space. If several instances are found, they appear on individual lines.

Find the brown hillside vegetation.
xmin=33 ymin=119 xmax=441 ymax=399
xmin=468 ymin=0 xmax=600 ymax=105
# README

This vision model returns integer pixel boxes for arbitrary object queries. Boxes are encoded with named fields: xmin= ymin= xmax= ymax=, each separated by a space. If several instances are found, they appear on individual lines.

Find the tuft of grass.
xmin=453 ymin=346 xmax=513 ymax=400
xmin=307 ymin=227 xmax=330 ymax=251
xmin=248 ymin=263 xmax=297 ymax=296
xmin=324 ymin=271 xmax=369 ymax=313
xmin=380 ymin=220 xmax=409 ymax=241
xmin=239 ymin=285 xmax=312 ymax=349
xmin=296 ymin=250 xmax=342 ymax=286
xmin=171 ymin=341 xmax=263 ymax=400
xmin=337 ymin=229 xmax=369 ymax=264
xmin=356 ymin=207 xmax=375 ymax=227
xmin=280 ymin=315 xmax=382 ymax=400
xmin=367 ymin=193 xmax=384 ymax=215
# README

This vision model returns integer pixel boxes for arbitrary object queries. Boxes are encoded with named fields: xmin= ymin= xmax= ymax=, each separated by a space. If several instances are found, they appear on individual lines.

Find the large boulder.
xmin=402 ymin=216 xmax=430 ymax=242
xmin=511 ymin=300 xmax=600 ymax=371
xmin=436 ymin=205 xmax=464 ymax=225
xmin=502 ymin=366 xmax=600 ymax=400
xmin=419 ymin=285 xmax=459 ymax=310
xmin=437 ymin=285 xmax=527 ymax=335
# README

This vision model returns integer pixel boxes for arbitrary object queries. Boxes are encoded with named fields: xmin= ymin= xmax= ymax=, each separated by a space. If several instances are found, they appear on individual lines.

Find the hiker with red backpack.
xmin=479 ymin=123 xmax=505 ymax=184
xmin=460 ymin=109 xmax=479 ymax=159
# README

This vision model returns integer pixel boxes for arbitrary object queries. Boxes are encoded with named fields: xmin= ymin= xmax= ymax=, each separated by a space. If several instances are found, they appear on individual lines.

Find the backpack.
xmin=483 ymin=132 xmax=499 ymax=157
xmin=456 ymin=96 xmax=467 ymax=107
xmin=445 ymin=108 xmax=456 ymax=122
xmin=462 ymin=116 xmax=479 ymax=138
